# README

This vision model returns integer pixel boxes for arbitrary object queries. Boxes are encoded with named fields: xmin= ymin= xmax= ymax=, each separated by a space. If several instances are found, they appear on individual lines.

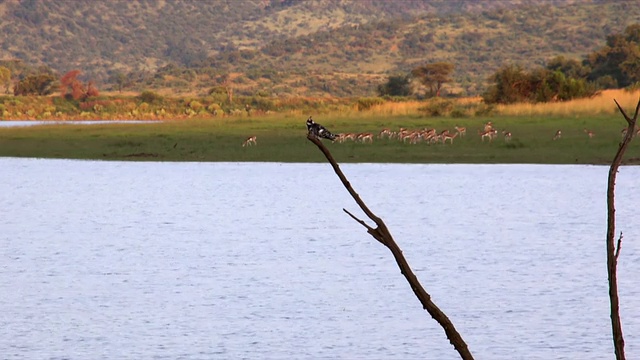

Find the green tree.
xmin=546 ymin=56 xmax=590 ymax=79
xmin=109 ymin=72 xmax=128 ymax=92
xmin=585 ymin=24 xmax=640 ymax=88
xmin=483 ymin=64 xmax=596 ymax=104
xmin=482 ymin=64 xmax=531 ymax=104
xmin=411 ymin=62 xmax=454 ymax=97
xmin=377 ymin=74 xmax=411 ymax=96
xmin=14 ymin=73 xmax=57 ymax=96
xmin=0 ymin=66 xmax=10 ymax=94
xmin=137 ymin=90 xmax=164 ymax=104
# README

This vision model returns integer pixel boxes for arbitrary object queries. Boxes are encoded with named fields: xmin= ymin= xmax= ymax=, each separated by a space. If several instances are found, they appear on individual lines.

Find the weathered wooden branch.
xmin=606 ymin=98 xmax=640 ymax=360
xmin=615 ymin=232 xmax=623 ymax=262
xmin=307 ymin=133 xmax=474 ymax=360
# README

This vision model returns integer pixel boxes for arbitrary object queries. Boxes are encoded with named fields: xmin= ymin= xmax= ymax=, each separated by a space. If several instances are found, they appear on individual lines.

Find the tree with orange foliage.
xmin=60 ymin=70 xmax=99 ymax=100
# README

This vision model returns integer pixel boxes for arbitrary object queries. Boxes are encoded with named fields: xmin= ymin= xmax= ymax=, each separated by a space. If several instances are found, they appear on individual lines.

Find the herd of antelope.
xmin=242 ymin=123 xmax=640 ymax=147
xmin=330 ymin=121 xmax=512 ymax=145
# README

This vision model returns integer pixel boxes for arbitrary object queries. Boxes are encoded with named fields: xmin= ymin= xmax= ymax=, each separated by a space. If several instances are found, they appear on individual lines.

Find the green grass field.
xmin=1 ymin=112 xmax=639 ymax=164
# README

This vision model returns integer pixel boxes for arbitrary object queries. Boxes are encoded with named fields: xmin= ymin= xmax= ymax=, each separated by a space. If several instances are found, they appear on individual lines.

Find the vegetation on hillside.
xmin=0 ymin=0 xmax=639 ymax=98
xmin=2 ymin=21 xmax=636 ymax=120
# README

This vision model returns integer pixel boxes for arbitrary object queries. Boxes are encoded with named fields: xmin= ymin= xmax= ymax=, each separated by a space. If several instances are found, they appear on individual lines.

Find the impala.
xmin=422 ymin=128 xmax=436 ymax=139
xmin=336 ymin=133 xmax=357 ymax=143
xmin=401 ymin=131 xmax=419 ymax=143
xmin=442 ymin=132 xmax=459 ymax=144
xmin=409 ymin=132 xmax=423 ymax=144
xmin=454 ymin=126 xmax=466 ymax=137
xmin=479 ymin=129 xmax=497 ymax=142
xmin=378 ymin=128 xmax=393 ymax=139
xmin=502 ymin=130 xmax=512 ymax=142
xmin=242 ymin=135 xmax=257 ymax=147
xmin=584 ymin=129 xmax=595 ymax=138
xmin=397 ymin=128 xmax=410 ymax=141
xmin=357 ymin=132 xmax=374 ymax=143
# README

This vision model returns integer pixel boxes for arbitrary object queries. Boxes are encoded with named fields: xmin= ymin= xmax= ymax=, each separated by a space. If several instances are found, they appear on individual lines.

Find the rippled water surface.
xmin=1 ymin=158 xmax=639 ymax=359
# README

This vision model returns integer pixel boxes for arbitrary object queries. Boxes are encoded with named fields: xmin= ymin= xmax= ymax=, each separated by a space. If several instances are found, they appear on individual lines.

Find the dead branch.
xmin=615 ymin=232 xmax=623 ymax=261
xmin=606 ymin=98 xmax=640 ymax=360
xmin=307 ymin=133 xmax=474 ymax=360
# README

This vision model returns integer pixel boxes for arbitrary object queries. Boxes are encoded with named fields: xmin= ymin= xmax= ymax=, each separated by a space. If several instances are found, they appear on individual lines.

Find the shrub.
xmin=53 ymin=97 xmax=79 ymax=112
xmin=188 ymin=100 xmax=203 ymax=111
xmin=357 ymin=97 xmax=385 ymax=111
xmin=250 ymin=97 xmax=277 ymax=111
xmin=138 ymin=90 xmax=164 ymax=104
xmin=13 ymin=74 xmax=57 ymax=96
xmin=625 ymin=82 xmax=640 ymax=92
xmin=474 ymin=104 xmax=496 ymax=116
xmin=206 ymin=103 xmax=221 ymax=113
xmin=450 ymin=107 xmax=468 ymax=118
xmin=420 ymin=99 xmax=454 ymax=116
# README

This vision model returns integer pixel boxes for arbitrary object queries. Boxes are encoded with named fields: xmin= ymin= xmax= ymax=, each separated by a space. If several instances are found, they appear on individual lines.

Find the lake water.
xmin=1 ymin=158 xmax=639 ymax=359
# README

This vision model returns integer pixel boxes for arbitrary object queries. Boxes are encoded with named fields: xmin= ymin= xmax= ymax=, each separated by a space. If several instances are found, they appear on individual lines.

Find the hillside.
xmin=1 ymin=0 xmax=639 ymax=97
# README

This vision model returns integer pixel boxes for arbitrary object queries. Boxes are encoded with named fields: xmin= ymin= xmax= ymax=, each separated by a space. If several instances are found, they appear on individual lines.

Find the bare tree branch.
xmin=615 ymin=232 xmax=623 ymax=261
xmin=307 ymin=133 xmax=474 ymax=360
xmin=343 ymin=208 xmax=378 ymax=237
xmin=606 ymin=98 xmax=640 ymax=360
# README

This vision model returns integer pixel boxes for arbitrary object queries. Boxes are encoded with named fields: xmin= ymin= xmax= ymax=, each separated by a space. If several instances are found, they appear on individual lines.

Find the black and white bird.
xmin=306 ymin=116 xmax=337 ymax=141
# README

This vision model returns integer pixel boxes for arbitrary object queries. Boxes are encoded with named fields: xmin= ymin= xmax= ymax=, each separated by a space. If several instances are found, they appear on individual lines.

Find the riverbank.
xmin=1 ymin=111 xmax=639 ymax=164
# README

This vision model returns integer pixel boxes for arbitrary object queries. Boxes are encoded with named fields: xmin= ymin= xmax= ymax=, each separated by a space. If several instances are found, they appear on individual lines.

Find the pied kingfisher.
xmin=306 ymin=116 xmax=337 ymax=141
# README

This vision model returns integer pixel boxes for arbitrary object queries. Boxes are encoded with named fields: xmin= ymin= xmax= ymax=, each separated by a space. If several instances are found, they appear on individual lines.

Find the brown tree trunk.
xmin=606 ymin=98 xmax=640 ymax=360
xmin=307 ymin=134 xmax=474 ymax=360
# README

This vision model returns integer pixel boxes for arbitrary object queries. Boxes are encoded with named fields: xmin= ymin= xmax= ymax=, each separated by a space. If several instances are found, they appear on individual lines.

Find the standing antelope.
xmin=553 ymin=130 xmax=562 ymax=140
xmin=479 ymin=129 xmax=497 ymax=142
xmin=378 ymin=128 xmax=392 ymax=139
xmin=442 ymin=132 xmax=459 ymax=144
xmin=502 ymin=130 xmax=512 ymax=142
xmin=357 ymin=132 xmax=374 ymax=143
xmin=242 ymin=135 xmax=257 ymax=147
xmin=454 ymin=126 xmax=466 ymax=137
xmin=338 ymin=133 xmax=357 ymax=142
xmin=584 ymin=129 xmax=595 ymax=139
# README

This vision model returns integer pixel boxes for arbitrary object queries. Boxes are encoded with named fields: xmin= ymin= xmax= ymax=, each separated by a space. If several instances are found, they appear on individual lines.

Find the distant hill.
xmin=1 ymin=0 xmax=639 ymax=97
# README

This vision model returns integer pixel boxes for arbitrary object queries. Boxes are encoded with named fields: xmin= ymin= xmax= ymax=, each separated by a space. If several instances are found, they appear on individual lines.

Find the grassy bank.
xmin=1 ymin=111 xmax=639 ymax=164
xmin=1 ymin=89 xmax=639 ymax=164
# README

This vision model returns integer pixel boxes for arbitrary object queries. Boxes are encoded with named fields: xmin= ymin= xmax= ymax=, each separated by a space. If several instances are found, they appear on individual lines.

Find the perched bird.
xmin=306 ymin=116 xmax=337 ymax=141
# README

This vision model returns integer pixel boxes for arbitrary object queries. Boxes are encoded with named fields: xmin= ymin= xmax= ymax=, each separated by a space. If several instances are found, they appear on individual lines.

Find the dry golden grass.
xmin=348 ymin=91 xmax=640 ymax=119
xmin=496 ymin=89 xmax=640 ymax=117
xmin=365 ymin=101 xmax=424 ymax=116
